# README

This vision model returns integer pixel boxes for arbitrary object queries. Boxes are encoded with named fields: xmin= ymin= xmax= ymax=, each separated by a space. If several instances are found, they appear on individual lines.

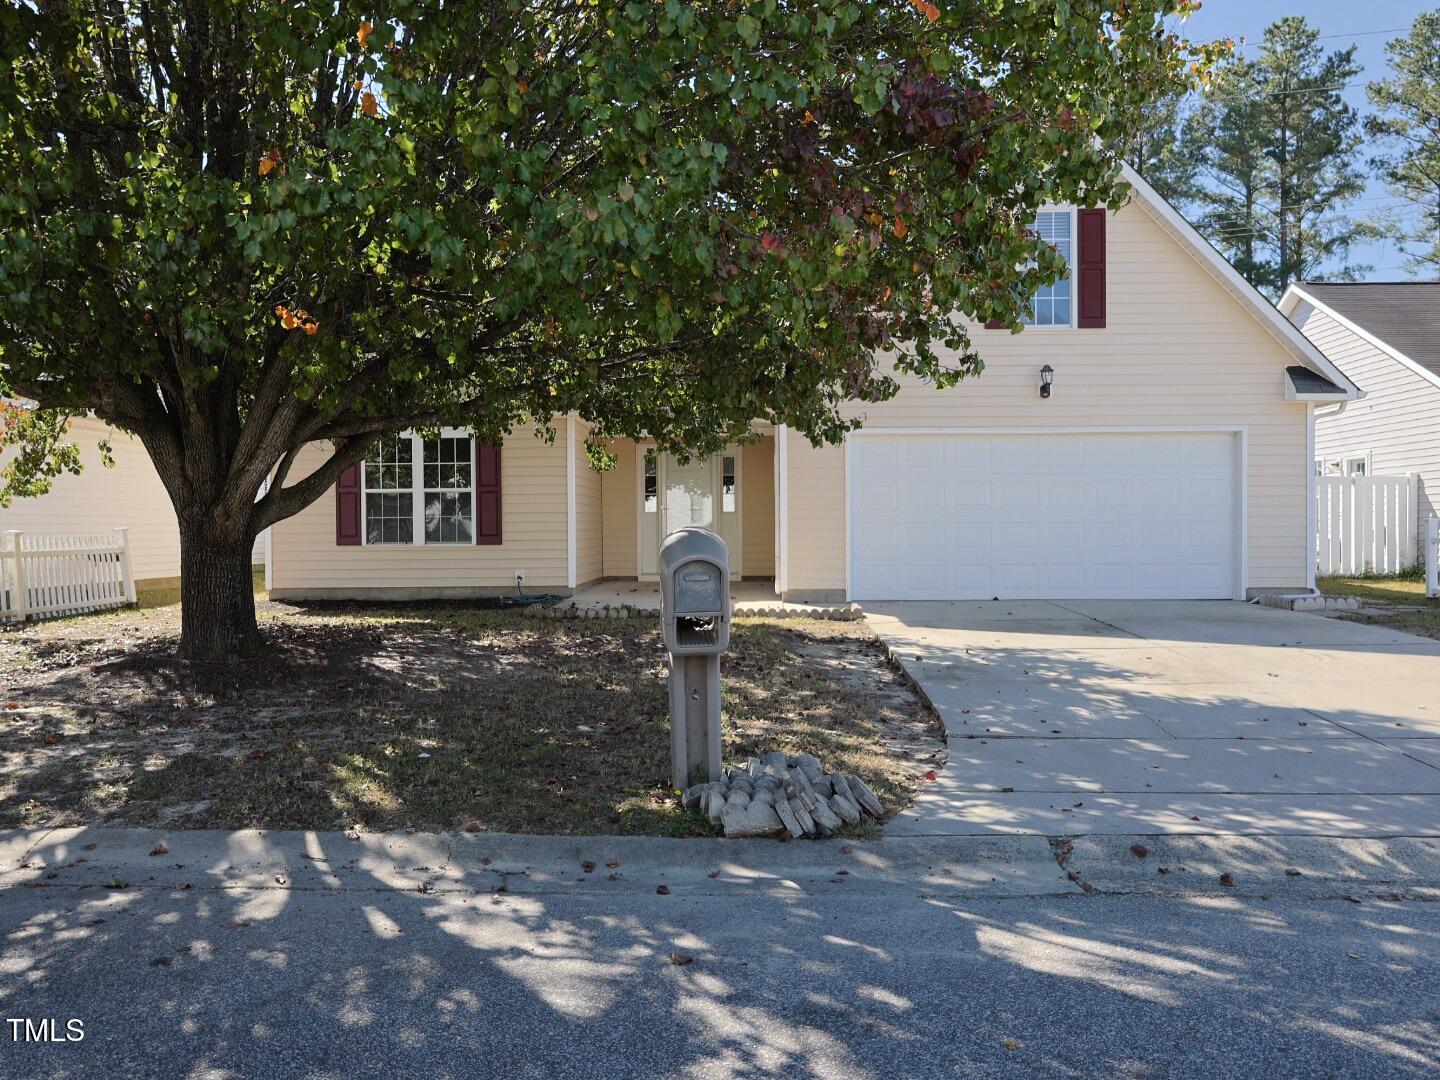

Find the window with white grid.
xmin=422 ymin=436 xmax=474 ymax=543
xmin=362 ymin=431 xmax=474 ymax=545
xmin=363 ymin=435 xmax=415 ymax=545
xmin=1023 ymin=210 xmax=1074 ymax=328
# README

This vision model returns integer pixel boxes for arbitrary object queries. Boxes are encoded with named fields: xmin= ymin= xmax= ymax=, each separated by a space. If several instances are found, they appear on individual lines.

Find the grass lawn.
xmin=1317 ymin=574 xmax=1440 ymax=639
xmin=0 ymin=596 xmax=943 ymax=837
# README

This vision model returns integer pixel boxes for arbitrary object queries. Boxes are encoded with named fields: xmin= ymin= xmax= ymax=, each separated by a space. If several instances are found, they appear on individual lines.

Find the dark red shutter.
xmin=335 ymin=463 xmax=361 ymax=545
xmin=475 ymin=441 xmax=502 ymax=545
xmin=1077 ymin=208 xmax=1106 ymax=328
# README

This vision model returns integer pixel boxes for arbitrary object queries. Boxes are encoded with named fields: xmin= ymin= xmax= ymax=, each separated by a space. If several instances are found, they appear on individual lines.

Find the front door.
xmin=638 ymin=448 xmax=742 ymax=578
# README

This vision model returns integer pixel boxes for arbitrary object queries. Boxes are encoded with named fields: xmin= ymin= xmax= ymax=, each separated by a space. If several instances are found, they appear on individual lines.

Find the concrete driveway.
xmin=865 ymin=601 xmax=1440 ymax=836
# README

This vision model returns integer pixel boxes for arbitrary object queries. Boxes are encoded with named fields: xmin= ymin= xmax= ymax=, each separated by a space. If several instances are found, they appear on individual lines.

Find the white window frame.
xmin=362 ymin=428 xmax=476 ymax=546
xmin=1343 ymin=452 xmax=1371 ymax=477
xmin=1022 ymin=207 xmax=1077 ymax=330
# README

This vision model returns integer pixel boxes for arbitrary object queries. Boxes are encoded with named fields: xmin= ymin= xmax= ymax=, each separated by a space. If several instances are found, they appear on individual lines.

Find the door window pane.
xmin=722 ymin=455 xmax=736 ymax=513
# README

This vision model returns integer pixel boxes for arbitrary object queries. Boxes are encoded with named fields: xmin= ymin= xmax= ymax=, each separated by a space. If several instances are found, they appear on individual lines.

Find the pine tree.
xmin=1367 ymin=12 xmax=1440 ymax=272
xmin=1124 ymin=88 xmax=1198 ymax=207
xmin=1177 ymin=18 xmax=1370 ymax=295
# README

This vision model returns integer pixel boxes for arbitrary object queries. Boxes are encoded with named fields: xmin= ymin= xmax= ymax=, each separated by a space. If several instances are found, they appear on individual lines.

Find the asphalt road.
xmin=3 ymin=870 xmax=1437 ymax=1078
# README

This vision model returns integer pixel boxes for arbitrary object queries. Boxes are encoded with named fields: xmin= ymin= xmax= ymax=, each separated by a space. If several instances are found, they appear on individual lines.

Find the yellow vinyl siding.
xmin=574 ymin=421 xmax=603 ymax=586
xmin=268 ymin=423 xmax=569 ymax=597
xmin=782 ymin=196 xmax=1312 ymax=596
xmin=600 ymin=438 xmax=639 ymax=578
xmin=1299 ymin=301 xmax=1440 ymax=534
xmin=741 ymin=436 xmax=775 ymax=577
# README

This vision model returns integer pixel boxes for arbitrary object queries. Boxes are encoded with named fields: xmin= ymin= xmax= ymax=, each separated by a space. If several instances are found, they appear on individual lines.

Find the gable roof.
xmin=1120 ymin=165 xmax=1360 ymax=400
xmin=1281 ymin=282 xmax=1440 ymax=389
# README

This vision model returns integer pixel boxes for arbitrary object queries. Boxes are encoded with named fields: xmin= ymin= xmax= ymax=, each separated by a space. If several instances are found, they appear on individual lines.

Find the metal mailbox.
xmin=658 ymin=526 xmax=731 ymax=654
xmin=658 ymin=527 xmax=731 ymax=787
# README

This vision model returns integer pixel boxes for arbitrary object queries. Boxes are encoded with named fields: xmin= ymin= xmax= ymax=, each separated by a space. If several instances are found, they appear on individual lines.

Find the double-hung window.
xmin=363 ymin=430 xmax=474 ymax=545
xmin=1023 ymin=209 xmax=1074 ymax=328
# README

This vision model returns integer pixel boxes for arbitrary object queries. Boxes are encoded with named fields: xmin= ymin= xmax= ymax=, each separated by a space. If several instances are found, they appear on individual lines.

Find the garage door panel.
xmin=849 ymin=433 xmax=1238 ymax=601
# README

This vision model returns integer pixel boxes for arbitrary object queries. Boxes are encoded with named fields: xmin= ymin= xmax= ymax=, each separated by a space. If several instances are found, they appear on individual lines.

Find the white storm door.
xmin=662 ymin=455 xmax=716 ymax=534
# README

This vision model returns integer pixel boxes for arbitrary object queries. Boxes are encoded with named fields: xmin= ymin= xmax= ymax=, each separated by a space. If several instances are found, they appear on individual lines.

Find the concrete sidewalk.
xmin=866 ymin=600 xmax=1440 ymax=837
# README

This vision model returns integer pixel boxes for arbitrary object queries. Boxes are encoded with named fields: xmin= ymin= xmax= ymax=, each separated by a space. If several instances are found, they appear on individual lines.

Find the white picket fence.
xmin=1315 ymin=474 xmax=1419 ymax=576
xmin=1 ymin=529 xmax=136 ymax=623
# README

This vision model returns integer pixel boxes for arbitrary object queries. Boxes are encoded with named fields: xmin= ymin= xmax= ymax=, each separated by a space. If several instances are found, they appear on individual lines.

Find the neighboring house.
xmin=268 ymin=165 xmax=1357 ymax=603
xmin=1281 ymin=282 xmax=1440 ymax=538
xmin=0 ymin=413 xmax=264 ymax=591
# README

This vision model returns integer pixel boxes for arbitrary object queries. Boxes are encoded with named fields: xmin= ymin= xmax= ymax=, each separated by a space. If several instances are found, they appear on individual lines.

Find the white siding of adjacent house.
xmin=267 ymin=423 xmax=569 ymax=598
xmin=0 ymin=415 xmax=264 ymax=585
xmin=782 ymin=195 xmax=1313 ymax=599
xmin=1295 ymin=300 xmax=1440 ymax=540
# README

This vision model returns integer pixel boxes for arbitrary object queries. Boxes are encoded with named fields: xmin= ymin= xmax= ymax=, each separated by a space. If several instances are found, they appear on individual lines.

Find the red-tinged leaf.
xmin=1130 ymin=844 xmax=1149 ymax=859
xmin=924 ymin=770 xmax=937 ymax=781
xmin=149 ymin=843 xmax=169 ymax=856
xmin=1219 ymin=873 xmax=1235 ymax=887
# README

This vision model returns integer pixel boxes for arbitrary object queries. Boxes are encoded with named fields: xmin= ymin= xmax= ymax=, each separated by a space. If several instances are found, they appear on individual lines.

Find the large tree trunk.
xmin=177 ymin=521 xmax=263 ymax=662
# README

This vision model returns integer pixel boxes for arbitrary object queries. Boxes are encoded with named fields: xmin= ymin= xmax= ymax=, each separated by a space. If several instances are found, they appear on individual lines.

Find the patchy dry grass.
xmin=1318 ymin=575 xmax=1440 ymax=640
xmin=0 ymin=600 xmax=942 ymax=836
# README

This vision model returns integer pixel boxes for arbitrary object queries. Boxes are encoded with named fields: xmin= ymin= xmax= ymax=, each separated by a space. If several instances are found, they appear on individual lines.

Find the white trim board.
xmin=1121 ymin=164 xmax=1361 ymax=401
xmin=1280 ymin=284 xmax=1440 ymax=394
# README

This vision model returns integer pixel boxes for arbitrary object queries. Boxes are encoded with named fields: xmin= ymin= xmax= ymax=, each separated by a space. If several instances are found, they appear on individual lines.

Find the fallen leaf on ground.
xmin=1285 ymin=868 xmax=1302 ymax=877
xmin=1130 ymin=844 xmax=1149 ymax=858
xmin=1003 ymin=1039 xmax=1022 ymax=1050
xmin=656 ymin=884 xmax=671 ymax=895
xmin=669 ymin=951 xmax=694 ymax=966
xmin=706 ymin=870 xmax=720 ymax=879
xmin=1219 ymin=873 xmax=1235 ymax=887
xmin=924 ymin=770 xmax=937 ymax=781
xmin=149 ymin=843 xmax=169 ymax=857
xmin=606 ymin=857 xmax=620 ymax=868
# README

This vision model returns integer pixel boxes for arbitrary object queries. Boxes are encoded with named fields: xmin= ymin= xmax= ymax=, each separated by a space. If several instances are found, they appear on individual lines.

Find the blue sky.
xmin=1167 ymin=0 xmax=1432 ymax=280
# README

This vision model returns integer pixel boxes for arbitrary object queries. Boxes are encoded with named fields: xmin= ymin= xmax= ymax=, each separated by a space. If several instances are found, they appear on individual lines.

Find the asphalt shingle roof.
xmin=1299 ymin=281 xmax=1440 ymax=379
xmin=1285 ymin=365 xmax=1345 ymax=396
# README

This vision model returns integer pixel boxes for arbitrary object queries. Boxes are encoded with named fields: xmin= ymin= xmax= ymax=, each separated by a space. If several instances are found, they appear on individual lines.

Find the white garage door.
xmin=849 ymin=433 xmax=1239 ymax=600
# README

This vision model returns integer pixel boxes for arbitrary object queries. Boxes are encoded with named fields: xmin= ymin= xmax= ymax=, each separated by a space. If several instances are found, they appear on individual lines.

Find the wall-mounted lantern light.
xmin=1039 ymin=365 xmax=1054 ymax=399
